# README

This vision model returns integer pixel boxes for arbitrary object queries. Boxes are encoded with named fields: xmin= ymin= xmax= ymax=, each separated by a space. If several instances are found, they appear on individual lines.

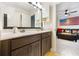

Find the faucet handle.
xmin=20 ymin=29 xmax=25 ymax=33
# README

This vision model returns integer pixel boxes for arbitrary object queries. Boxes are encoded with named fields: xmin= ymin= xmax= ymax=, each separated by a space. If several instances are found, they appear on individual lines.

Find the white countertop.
xmin=0 ymin=30 xmax=51 ymax=41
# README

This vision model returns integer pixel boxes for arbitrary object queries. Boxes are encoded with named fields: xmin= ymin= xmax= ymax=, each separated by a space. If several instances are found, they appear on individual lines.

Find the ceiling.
xmin=0 ymin=2 xmax=38 ymax=13
xmin=0 ymin=2 xmax=61 ymax=13
xmin=0 ymin=2 xmax=61 ymax=10
xmin=40 ymin=2 xmax=61 ymax=6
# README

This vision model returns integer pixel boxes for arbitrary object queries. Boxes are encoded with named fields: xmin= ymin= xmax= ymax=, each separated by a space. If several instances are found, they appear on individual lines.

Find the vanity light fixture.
xmin=28 ymin=2 xmax=42 ymax=9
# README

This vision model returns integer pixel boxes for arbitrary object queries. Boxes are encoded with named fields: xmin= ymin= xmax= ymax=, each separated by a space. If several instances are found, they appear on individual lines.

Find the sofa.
xmin=56 ymin=28 xmax=78 ymax=42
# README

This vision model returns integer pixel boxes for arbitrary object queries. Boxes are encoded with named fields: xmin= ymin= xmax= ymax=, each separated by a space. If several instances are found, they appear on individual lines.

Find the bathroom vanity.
xmin=0 ymin=31 xmax=52 ymax=56
xmin=0 ymin=2 xmax=51 ymax=56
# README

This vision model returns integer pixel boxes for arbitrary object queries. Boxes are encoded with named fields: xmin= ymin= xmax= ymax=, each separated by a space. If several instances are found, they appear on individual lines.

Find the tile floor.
xmin=56 ymin=39 xmax=79 ymax=56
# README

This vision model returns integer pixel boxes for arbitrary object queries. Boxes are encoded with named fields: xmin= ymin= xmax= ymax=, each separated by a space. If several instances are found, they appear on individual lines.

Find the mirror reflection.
xmin=2 ymin=2 xmax=42 ymax=29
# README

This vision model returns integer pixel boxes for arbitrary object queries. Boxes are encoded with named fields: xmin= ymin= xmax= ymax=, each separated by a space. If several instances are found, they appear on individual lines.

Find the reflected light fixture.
xmin=28 ymin=2 xmax=42 ymax=9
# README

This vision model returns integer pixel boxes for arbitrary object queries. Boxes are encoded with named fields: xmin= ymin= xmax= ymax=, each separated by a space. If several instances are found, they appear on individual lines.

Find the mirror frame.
xmin=3 ymin=2 xmax=43 ymax=29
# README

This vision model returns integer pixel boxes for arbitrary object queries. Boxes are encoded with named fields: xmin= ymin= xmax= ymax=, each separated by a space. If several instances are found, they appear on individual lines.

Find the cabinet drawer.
xmin=11 ymin=34 xmax=41 ymax=50
xmin=42 ymin=32 xmax=51 ymax=39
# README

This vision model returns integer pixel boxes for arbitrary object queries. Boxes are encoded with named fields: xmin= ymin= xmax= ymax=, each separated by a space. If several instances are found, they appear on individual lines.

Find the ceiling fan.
xmin=28 ymin=2 xmax=42 ymax=9
xmin=65 ymin=9 xmax=77 ymax=16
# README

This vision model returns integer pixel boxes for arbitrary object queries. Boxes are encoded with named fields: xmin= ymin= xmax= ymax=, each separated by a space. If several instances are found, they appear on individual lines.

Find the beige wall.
xmin=41 ymin=3 xmax=57 ymax=51
xmin=56 ymin=2 xmax=79 ymax=29
xmin=50 ymin=4 xmax=57 ymax=52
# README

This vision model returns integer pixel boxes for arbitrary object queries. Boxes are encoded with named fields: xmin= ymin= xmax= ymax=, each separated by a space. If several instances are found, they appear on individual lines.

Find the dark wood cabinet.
xmin=11 ymin=40 xmax=41 ymax=56
xmin=42 ymin=32 xmax=51 ymax=55
xmin=42 ymin=38 xmax=47 ymax=55
xmin=47 ymin=37 xmax=51 ymax=52
xmin=0 ymin=41 xmax=1 ymax=55
xmin=0 ymin=31 xmax=52 ymax=56
xmin=31 ymin=41 xmax=41 ymax=56
xmin=11 ymin=45 xmax=29 ymax=56
xmin=1 ymin=40 xmax=10 ymax=56
xmin=11 ymin=34 xmax=41 ymax=50
xmin=42 ymin=38 xmax=51 ymax=55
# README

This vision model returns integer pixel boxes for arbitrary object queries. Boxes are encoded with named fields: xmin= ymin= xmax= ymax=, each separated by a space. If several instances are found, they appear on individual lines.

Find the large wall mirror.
xmin=3 ymin=2 xmax=42 ymax=29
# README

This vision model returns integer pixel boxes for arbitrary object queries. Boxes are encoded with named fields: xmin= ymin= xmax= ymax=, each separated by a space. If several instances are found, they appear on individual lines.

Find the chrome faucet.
xmin=13 ymin=26 xmax=17 ymax=33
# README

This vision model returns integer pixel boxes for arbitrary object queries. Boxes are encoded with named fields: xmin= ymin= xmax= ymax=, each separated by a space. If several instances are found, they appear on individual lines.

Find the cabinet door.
xmin=11 ymin=45 xmax=29 ymax=56
xmin=11 ymin=41 xmax=41 ymax=56
xmin=46 ymin=38 xmax=51 ymax=51
xmin=27 ymin=45 xmax=32 ymax=56
xmin=42 ymin=37 xmax=51 ymax=55
xmin=0 ymin=41 xmax=1 ymax=56
xmin=31 ymin=41 xmax=41 ymax=56
xmin=1 ymin=40 xmax=10 ymax=56
xmin=42 ymin=38 xmax=47 ymax=55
